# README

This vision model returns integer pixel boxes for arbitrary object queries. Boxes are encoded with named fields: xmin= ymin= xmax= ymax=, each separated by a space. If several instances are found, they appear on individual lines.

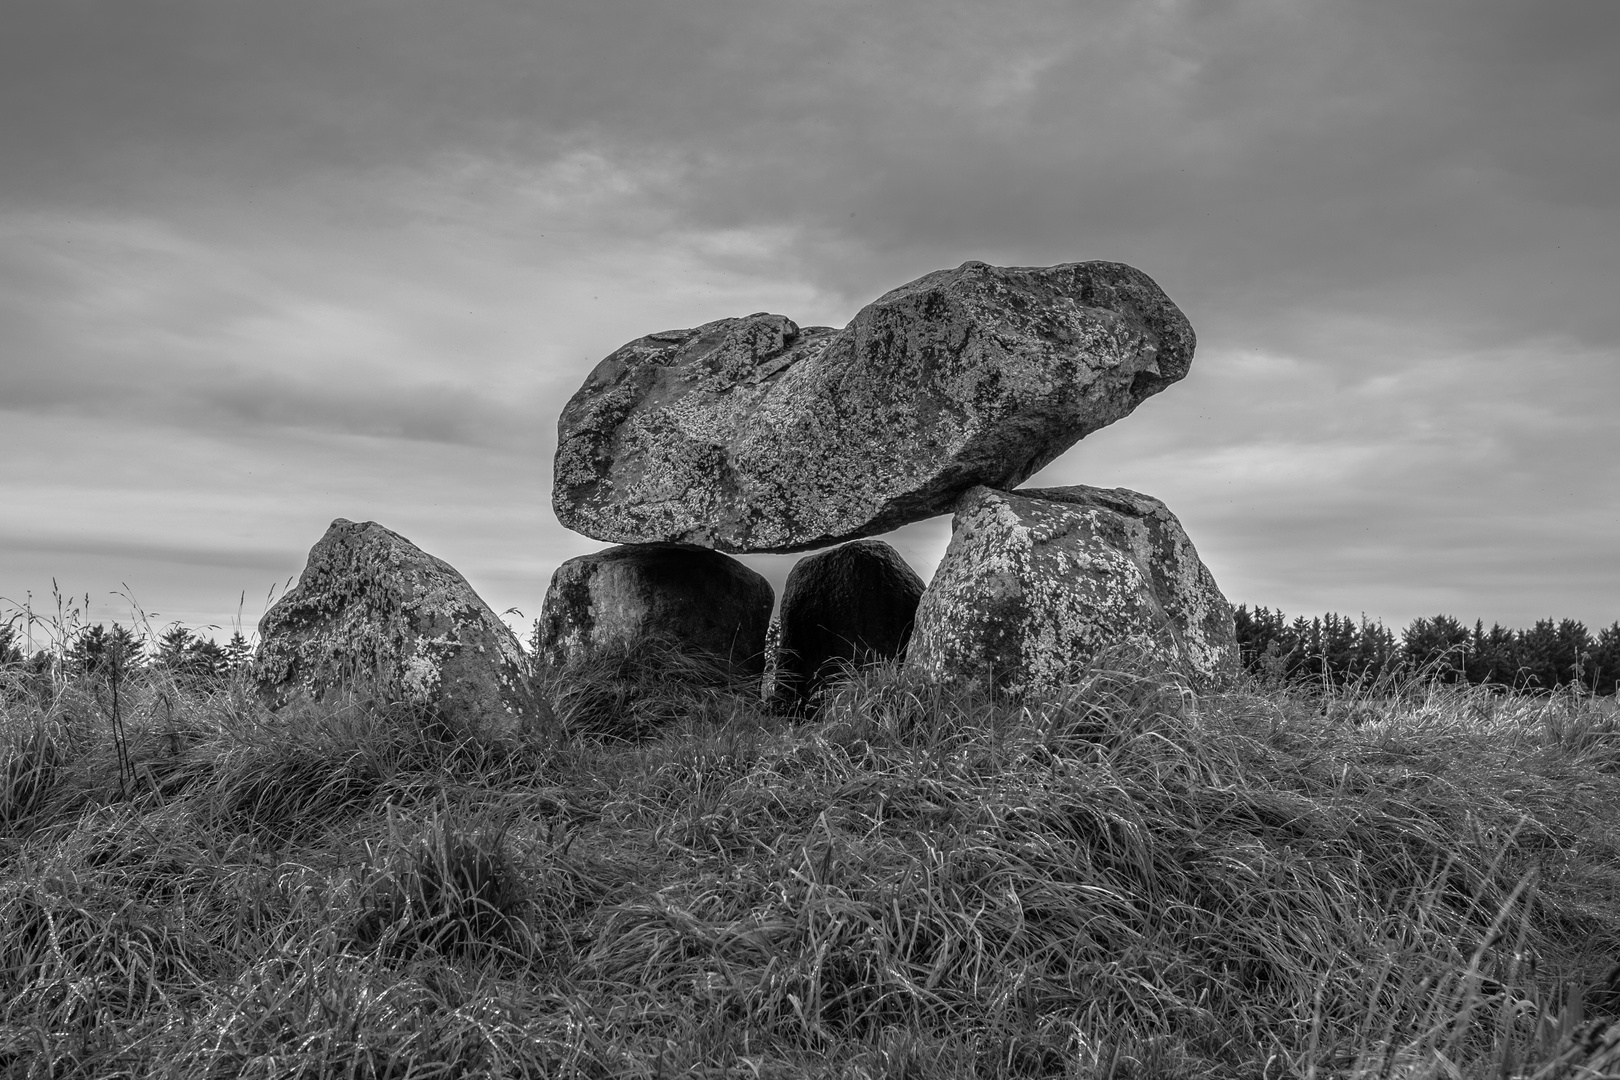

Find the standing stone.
xmin=256 ymin=520 xmax=551 ymax=732
xmin=906 ymin=486 xmax=1238 ymax=694
xmin=537 ymin=544 xmax=773 ymax=678
xmin=774 ymin=539 xmax=926 ymax=715
xmin=554 ymin=260 xmax=1194 ymax=553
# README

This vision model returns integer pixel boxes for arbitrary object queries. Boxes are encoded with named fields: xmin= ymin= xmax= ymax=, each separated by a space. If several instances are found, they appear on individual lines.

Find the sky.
xmin=2 ymin=0 xmax=1617 ymax=647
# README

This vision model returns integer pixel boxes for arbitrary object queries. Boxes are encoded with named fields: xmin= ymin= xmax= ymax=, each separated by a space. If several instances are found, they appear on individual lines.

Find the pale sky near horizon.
xmin=2 ymin=0 xmax=1617 ymax=644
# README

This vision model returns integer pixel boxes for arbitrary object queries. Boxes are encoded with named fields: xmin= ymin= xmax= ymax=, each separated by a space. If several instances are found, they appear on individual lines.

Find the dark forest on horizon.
xmin=1236 ymin=606 xmax=1620 ymax=696
xmin=5 ymin=604 xmax=1619 ymax=698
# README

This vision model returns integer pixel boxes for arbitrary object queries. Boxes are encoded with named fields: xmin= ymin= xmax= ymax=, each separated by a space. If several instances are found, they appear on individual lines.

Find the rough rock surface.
xmin=554 ymin=260 xmax=1195 ymax=553
xmin=906 ymin=486 xmax=1238 ymax=694
xmin=536 ymin=543 xmax=774 ymax=677
xmin=256 ymin=519 xmax=550 ymax=731
xmin=774 ymin=540 xmax=926 ymax=715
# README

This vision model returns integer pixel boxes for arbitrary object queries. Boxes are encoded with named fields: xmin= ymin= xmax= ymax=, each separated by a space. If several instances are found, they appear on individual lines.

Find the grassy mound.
xmin=1 ymin=654 xmax=1619 ymax=1078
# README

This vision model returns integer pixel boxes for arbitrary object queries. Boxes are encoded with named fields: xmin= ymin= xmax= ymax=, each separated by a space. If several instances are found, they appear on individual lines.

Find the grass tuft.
xmin=541 ymin=635 xmax=764 ymax=742
xmin=352 ymin=804 xmax=534 ymax=963
xmin=0 ymin=719 xmax=65 ymax=833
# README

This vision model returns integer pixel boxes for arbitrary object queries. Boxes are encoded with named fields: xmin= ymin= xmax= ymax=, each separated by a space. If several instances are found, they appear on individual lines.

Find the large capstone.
xmin=256 ymin=519 xmax=551 ymax=731
xmin=536 ymin=543 xmax=773 ymax=678
xmin=906 ymin=486 xmax=1238 ymax=694
xmin=554 ymin=260 xmax=1194 ymax=553
xmin=774 ymin=539 xmax=926 ymax=715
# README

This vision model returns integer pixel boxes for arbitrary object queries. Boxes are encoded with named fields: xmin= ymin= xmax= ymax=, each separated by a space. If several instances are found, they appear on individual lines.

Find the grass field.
xmin=3 ymin=645 xmax=1620 ymax=1079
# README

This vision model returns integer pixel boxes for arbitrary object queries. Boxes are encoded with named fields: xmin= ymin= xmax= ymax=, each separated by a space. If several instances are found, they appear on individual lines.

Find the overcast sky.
xmin=2 ymin=0 xmax=1616 ymax=645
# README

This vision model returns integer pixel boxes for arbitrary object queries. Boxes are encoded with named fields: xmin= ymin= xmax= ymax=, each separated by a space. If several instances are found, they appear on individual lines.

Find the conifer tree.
xmin=1516 ymin=620 xmax=1561 ymax=690
xmin=1402 ymin=615 xmax=1470 ymax=682
xmin=189 ymin=638 xmax=229 ymax=683
xmin=225 ymin=630 xmax=253 ymax=672
xmin=156 ymin=625 xmax=197 ymax=669
xmin=1554 ymin=619 xmax=1593 ymax=689
xmin=67 ymin=623 xmax=142 ymax=675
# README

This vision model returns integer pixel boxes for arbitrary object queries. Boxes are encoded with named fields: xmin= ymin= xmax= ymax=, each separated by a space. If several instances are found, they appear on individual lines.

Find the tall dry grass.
xmin=0 ymin=640 xmax=1618 ymax=1078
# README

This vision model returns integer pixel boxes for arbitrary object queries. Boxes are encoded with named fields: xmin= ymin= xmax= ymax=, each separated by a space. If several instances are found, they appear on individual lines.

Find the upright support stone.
xmin=774 ymin=539 xmax=925 ymax=715
xmin=256 ymin=519 xmax=551 ymax=732
xmin=537 ymin=543 xmax=773 ymax=679
xmin=906 ymin=486 xmax=1238 ymax=694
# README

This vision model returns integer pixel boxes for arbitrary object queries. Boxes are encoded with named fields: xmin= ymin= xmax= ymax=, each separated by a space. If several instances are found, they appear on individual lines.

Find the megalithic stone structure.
xmin=553 ymin=260 xmax=1195 ymax=554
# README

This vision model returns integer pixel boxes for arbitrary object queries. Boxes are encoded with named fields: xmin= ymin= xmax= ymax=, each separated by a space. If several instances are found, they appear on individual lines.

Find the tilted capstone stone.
xmin=553 ymin=260 xmax=1195 ymax=554
xmin=536 ymin=543 xmax=774 ymax=679
xmin=255 ymin=519 xmax=552 ymax=731
xmin=773 ymin=539 xmax=926 ymax=716
xmin=905 ymin=486 xmax=1238 ymax=694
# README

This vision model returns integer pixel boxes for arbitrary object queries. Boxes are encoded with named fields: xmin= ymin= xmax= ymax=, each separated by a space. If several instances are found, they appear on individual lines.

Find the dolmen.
xmin=256 ymin=519 xmax=553 ymax=733
xmin=546 ymin=258 xmax=1237 ymax=703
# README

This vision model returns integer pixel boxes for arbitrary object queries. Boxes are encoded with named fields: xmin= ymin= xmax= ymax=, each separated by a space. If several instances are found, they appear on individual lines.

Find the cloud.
xmin=0 ymin=155 xmax=853 ymax=635
xmin=0 ymin=183 xmax=844 ymax=450
xmin=1031 ymin=332 xmax=1620 ymax=628
xmin=1 ymin=0 xmax=1616 ymax=636
xmin=8 ymin=1 xmax=1615 ymax=343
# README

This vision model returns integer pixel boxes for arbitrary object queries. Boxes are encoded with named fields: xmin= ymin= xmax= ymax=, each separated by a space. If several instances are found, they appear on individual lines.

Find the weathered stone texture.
xmin=256 ymin=519 xmax=549 ymax=730
xmin=554 ymin=260 xmax=1195 ymax=553
xmin=906 ymin=486 xmax=1238 ymax=694
xmin=774 ymin=539 xmax=926 ymax=715
xmin=536 ymin=543 xmax=773 ymax=677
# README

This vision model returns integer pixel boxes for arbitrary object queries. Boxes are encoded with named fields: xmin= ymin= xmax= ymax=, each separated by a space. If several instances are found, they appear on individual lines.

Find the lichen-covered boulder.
xmin=255 ymin=519 xmax=550 ymax=732
xmin=536 ymin=543 xmax=773 ymax=678
xmin=774 ymin=539 xmax=926 ymax=715
xmin=554 ymin=260 xmax=1194 ymax=553
xmin=906 ymin=486 xmax=1238 ymax=694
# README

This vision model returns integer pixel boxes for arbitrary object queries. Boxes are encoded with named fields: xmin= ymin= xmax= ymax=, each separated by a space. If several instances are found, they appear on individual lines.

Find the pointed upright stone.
xmin=256 ymin=519 xmax=551 ymax=732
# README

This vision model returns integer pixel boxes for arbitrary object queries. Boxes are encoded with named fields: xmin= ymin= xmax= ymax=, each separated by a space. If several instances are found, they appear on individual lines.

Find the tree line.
xmin=7 ymin=610 xmax=1618 ymax=698
xmin=0 ymin=622 xmax=254 ymax=689
xmin=1235 ymin=606 xmax=1620 ymax=695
